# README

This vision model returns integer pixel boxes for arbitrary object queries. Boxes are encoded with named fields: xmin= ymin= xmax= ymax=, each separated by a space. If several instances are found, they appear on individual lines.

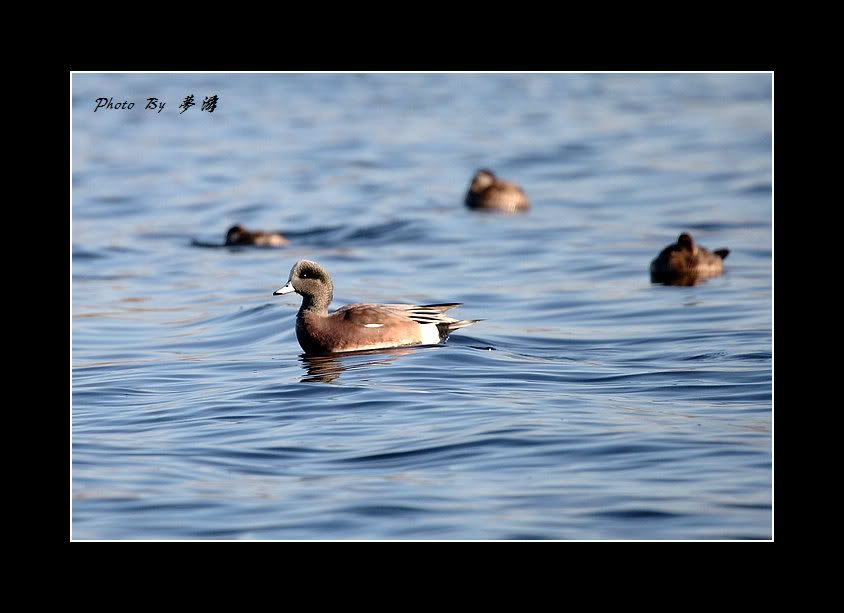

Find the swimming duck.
xmin=273 ymin=260 xmax=479 ymax=355
xmin=225 ymin=224 xmax=289 ymax=247
xmin=465 ymin=169 xmax=530 ymax=213
xmin=650 ymin=232 xmax=730 ymax=284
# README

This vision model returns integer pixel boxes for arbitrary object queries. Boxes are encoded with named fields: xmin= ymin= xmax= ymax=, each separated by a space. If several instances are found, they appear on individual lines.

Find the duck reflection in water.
xmin=651 ymin=271 xmax=708 ymax=287
xmin=300 ymin=347 xmax=418 ymax=383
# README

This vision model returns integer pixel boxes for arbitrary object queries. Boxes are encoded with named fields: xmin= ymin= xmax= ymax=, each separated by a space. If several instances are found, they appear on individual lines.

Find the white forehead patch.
xmin=363 ymin=323 xmax=384 ymax=328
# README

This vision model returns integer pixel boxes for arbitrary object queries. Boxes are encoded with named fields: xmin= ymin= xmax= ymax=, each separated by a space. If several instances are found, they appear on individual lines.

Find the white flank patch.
xmin=363 ymin=323 xmax=384 ymax=328
xmin=420 ymin=323 xmax=440 ymax=345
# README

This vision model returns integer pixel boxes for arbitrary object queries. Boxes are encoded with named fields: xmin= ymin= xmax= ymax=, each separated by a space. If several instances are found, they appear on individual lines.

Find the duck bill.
xmin=273 ymin=282 xmax=295 ymax=296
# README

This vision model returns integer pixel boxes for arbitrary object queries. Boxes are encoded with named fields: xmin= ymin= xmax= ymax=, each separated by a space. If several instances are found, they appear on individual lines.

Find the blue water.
xmin=72 ymin=73 xmax=772 ymax=540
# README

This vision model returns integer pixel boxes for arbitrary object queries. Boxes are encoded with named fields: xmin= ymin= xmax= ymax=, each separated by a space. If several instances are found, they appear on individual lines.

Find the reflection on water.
xmin=650 ymin=270 xmax=724 ymax=286
xmin=300 ymin=347 xmax=418 ymax=383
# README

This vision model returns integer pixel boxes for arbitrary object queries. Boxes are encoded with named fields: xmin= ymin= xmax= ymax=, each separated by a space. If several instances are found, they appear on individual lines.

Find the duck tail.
xmin=438 ymin=319 xmax=482 ymax=336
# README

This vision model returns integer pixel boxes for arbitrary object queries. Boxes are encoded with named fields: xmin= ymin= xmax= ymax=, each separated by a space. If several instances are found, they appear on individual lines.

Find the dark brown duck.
xmin=225 ymin=224 xmax=289 ymax=247
xmin=465 ymin=169 xmax=530 ymax=213
xmin=650 ymin=232 xmax=729 ymax=284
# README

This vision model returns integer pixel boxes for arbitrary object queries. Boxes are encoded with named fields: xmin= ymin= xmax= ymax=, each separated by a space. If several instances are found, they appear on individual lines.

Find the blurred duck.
xmin=225 ymin=224 xmax=288 ymax=247
xmin=465 ymin=169 xmax=530 ymax=213
xmin=650 ymin=232 xmax=729 ymax=285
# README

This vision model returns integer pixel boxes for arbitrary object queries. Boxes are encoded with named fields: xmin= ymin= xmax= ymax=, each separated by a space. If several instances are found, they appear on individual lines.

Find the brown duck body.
xmin=275 ymin=260 xmax=479 ymax=355
xmin=295 ymin=303 xmax=471 ymax=354
xmin=465 ymin=169 xmax=530 ymax=213
xmin=225 ymin=224 xmax=288 ymax=247
xmin=650 ymin=233 xmax=729 ymax=284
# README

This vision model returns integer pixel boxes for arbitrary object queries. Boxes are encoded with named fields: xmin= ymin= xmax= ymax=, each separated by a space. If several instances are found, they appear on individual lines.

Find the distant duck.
xmin=465 ymin=169 xmax=530 ymax=213
xmin=225 ymin=224 xmax=288 ymax=247
xmin=273 ymin=259 xmax=479 ymax=355
xmin=650 ymin=232 xmax=730 ymax=284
